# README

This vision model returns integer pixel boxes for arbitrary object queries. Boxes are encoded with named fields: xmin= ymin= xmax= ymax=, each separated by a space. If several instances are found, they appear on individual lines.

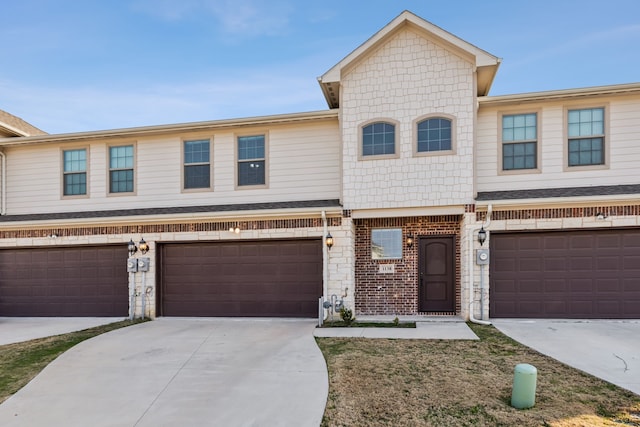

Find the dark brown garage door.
xmin=159 ymin=239 xmax=322 ymax=317
xmin=0 ymin=246 xmax=129 ymax=317
xmin=490 ymin=229 xmax=640 ymax=319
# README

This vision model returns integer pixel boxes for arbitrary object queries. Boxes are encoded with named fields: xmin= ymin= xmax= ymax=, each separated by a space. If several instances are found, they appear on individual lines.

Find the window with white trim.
xmin=568 ymin=107 xmax=604 ymax=167
xmin=63 ymin=149 xmax=87 ymax=196
xmin=109 ymin=145 xmax=134 ymax=193
xmin=184 ymin=139 xmax=210 ymax=189
xmin=502 ymin=113 xmax=537 ymax=170
xmin=237 ymin=135 xmax=265 ymax=186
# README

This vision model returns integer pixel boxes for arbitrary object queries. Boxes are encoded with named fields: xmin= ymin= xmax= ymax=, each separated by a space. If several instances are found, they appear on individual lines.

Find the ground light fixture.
xmin=325 ymin=232 xmax=334 ymax=250
xmin=477 ymin=227 xmax=487 ymax=246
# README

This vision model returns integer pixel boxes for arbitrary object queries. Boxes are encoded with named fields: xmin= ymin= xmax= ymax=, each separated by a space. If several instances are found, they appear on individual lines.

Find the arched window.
xmin=362 ymin=122 xmax=395 ymax=156
xmin=417 ymin=117 xmax=452 ymax=152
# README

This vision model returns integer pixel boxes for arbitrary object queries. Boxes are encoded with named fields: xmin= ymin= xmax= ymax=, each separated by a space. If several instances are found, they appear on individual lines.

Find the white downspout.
xmin=0 ymin=151 xmax=6 ymax=215
xmin=469 ymin=204 xmax=492 ymax=325
xmin=321 ymin=211 xmax=328 ymax=316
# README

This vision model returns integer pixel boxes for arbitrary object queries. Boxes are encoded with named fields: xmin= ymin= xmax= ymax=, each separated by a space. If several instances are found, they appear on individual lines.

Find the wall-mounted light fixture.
xmin=325 ymin=232 xmax=334 ymax=250
xmin=228 ymin=226 xmax=240 ymax=234
xmin=406 ymin=233 xmax=414 ymax=248
xmin=128 ymin=239 xmax=138 ymax=257
xmin=477 ymin=227 xmax=487 ymax=246
xmin=139 ymin=238 xmax=149 ymax=255
xmin=596 ymin=212 xmax=608 ymax=221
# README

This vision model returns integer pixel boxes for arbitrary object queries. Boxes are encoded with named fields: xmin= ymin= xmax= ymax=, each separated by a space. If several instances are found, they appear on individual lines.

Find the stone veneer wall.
xmin=340 ymin=27 xmax=476 ymax=210
xmin=354 ymin=215 xmax=462 ymax=315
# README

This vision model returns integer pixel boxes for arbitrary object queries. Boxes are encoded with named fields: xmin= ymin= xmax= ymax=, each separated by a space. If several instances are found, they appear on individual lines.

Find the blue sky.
xmin=2 ymin=0 xmax=639 ymax=134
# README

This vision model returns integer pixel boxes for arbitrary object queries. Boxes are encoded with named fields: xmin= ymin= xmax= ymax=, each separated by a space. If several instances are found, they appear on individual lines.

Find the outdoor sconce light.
xmin=477 ymin=227 xmax=487 ymax=246
xmin=596 ymin=212 xmax=607 ymax=220
xmin=406 ymin=233 xmax=414 ymax=248
xmin=325 ymin=232 xmax=334 ymax=250
xmin=228 ymin=226 xmax=240 ymax=234
xmin=139 ymin=238 xmax=149 ymax=255
xmin=127 ymin=239 xmax=138 ymax=257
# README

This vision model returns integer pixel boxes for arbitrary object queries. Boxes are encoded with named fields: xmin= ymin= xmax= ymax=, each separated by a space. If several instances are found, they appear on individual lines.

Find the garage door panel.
xmin=0 ymin=246 xmax=128 ymax=317
xmin=161 ymin=240 xmax=322 ymax=317
xmin=491 ymin=229 xmax=640 ymax=319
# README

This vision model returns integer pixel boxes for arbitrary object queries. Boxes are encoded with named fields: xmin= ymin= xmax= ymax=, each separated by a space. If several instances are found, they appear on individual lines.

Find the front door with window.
xmin=418 ymin=236 xmax=455 ymax=312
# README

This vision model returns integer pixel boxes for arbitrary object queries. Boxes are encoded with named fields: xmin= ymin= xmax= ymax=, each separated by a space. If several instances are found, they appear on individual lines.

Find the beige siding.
xmin=476 ymin=95 xmax=640 ymax=193
xmin=4 ymin=120 xmax=340 ymax=215
xmin=341 ymin=27 xmax=476 ymax=210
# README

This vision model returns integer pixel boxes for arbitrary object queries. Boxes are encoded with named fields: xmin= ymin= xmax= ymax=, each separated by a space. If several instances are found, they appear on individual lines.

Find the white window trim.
xmin=181 ymin=137 xmax=214 ymax=193
xmin=497 ymin=109 xmax=542 ymax=176
xmin=234 ymin=132 xmax=269 ymax=190
xmin=563 ymin=103 xmax=609 ymax=172
xmin=107 ymin=142 xmax=137 ymax=196
xmin=61 ymin=146 xmax=90 ymax=199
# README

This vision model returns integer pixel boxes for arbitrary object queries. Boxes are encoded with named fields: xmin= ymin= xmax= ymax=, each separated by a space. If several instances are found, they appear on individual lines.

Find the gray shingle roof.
xmin=0 ymin=199 xmax=342 ymax=222
xmin=476 ymin=184 xmax=640 ymax=201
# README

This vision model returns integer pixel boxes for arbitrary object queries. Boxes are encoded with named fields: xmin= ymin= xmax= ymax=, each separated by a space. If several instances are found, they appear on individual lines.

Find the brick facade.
xmin=354 ymin=215 xmax=462 ymax=315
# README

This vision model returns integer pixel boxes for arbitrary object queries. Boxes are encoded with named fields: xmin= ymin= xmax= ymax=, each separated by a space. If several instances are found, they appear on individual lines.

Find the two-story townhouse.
xmin=0 ymin=11 xmax=638 ymax=320
xmin=477 ymin=85 xmax=640 ymax=319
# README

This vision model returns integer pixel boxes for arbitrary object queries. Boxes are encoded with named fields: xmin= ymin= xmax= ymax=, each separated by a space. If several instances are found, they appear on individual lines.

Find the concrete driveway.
xmin=493 ymin=319 xmax=640 ymax=396
xmin=0 ymin=318 xmax=328 ymax=427
xmin=0 ymin=317 xmax=125 ymax=345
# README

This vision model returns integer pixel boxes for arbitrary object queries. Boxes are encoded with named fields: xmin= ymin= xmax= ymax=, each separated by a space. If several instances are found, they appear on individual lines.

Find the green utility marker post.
xmin=511 ymin=363 xmax=537 ymax=409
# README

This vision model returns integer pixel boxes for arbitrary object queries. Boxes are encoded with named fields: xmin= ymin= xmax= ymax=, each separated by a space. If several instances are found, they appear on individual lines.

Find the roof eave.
xmin=0 ymin=109 xmax=339 ymax=147
xmin=479 ymin=82 xmax=640 ymax=106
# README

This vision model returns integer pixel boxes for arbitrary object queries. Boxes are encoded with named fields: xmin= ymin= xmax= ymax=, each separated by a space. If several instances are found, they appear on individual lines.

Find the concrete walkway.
xmin=314 ymin=317 xmax=479 ymax=340
xmin=493 ymin=319 xmax=640 ymax=396
xmin=0 ymin=318 xmax=328 ymax=427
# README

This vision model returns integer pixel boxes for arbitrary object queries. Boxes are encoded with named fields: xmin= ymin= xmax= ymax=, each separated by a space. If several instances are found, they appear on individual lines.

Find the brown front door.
xmin=418 ymin=236 xmax=455 ymax=312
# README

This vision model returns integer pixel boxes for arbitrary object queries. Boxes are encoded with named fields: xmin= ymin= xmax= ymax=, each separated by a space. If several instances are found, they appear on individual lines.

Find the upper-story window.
xmin=568 ymin=107 xmax=604 ymax=167
xmin=237 ymin=135 xmax=266 ymax=187
xmin=362 ymin=122 xmax=396 ymax=157
xmin=184 ymin=139 xmax=210 ymax=189
xmin=502 ymin=113 xmax=537 ymax=170
xmin=417 ymin=117 xmax=452 ymax=153
xmin=62 ymin=148 xmax=87 ymax=196
xmin=109 ymin=145 xmax=134 ymax=193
